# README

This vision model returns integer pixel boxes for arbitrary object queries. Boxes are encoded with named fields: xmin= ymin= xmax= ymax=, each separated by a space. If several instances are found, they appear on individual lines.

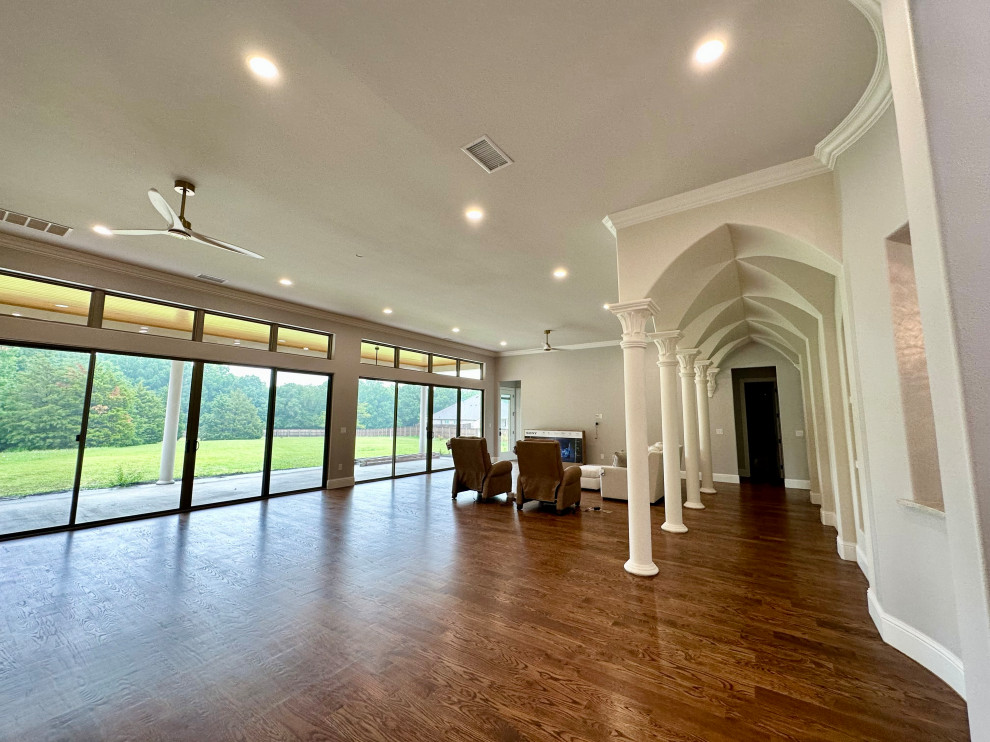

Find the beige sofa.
xmin=600 ymin=442 xmax=677 ymax=503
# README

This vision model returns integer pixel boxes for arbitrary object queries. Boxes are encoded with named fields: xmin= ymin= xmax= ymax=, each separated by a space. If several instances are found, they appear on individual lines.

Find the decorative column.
xmin=695 ymin=359 xmax=717 ymax=494
xmin=707 ymin=366 xmax=720 ymax=398
xmin=677 ymin=348 xmax=704 ymax=510
xmin=157 ymin=359 xmax=185 ymax=485
xmin=650 ymin=330 xmax=687 ymax=534
xmin=610 ymin=300 xmax=661 ymax=576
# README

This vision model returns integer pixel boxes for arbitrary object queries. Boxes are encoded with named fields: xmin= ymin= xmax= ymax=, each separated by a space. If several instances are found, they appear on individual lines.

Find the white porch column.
xmin=610 ymin=300 xmax=661 ymax=576
xmin=157 ymin=359 xmax=184 ymax=485
xmin=677 ymin=348 xmax=704 ymax=510
xmin=650 ymin=330 xmax=687 ymax=534
xmin=419 ymin=385 xmax=429 ymax=456
xmin=695 ymin=359 xmax=716 ymax=494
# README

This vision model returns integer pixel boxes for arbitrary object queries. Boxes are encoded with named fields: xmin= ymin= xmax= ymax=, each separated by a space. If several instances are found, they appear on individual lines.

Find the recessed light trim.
xmin=248 ymin=56 xmax=279 ymax=79
xmin=694 ymin=39 xmax=726 ymax=65
xmin=382 ymin=308 xmax=393 ymax=314
xmin=452 ymin=327 xmax=460 ymax=333
xmin=465 ymin=208 xmax=484 ymax=223
xmin=12 ymin=312 xmax=22 ymax=317
xmin=54 ymin=304 xmax=69 ymax=308
xmin=553 ymin=268 xmax=568 ymax=279
xmin=279 ymin=278 xmax=293 ymax=286
xmin=603 ymin=304 xmax=610 ymax=310
xmin=93 ymin=225 xmax=113 ymax=236
xmin=499 ymin=341 xmax=507 ymax=346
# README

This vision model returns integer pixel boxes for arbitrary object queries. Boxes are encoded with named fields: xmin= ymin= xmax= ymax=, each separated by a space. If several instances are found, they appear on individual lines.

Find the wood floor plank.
xmin=0 ymin=476 xmax=970 ymax=740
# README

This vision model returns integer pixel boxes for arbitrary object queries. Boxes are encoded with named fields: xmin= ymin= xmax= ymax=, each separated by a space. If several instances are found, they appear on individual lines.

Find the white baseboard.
xmin=327 ymin=476 xmax=355 ymax=489
xmin=867 ymin=588 xmax=965 ymax=699
xmin=713 ymin=473 xmax=740 ymax=484
xmin=856 ymin=544 xmax=872 ymax=583
xmin=785 ymin=478 xmax=811 ymax=490
xmin=836 ymin=535 xmax=857 ymax=561
xmin=810 ymin=491 xmax=822 ymax=505
xmin=821 ymin=510 xmax=836 ymax=527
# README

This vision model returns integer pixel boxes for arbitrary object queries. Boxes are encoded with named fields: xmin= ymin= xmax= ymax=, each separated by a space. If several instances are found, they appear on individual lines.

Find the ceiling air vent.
xmin=196 ymin=273 xmax=227 ymax=284
xmin=0 ymin=208 xmax=72 ymax=236
xmin=462 ymin=135 xmax=513 ymax=173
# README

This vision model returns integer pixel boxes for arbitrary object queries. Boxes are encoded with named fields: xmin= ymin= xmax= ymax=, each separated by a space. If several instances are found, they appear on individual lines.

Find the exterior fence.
xmin=355 ymin=424 xmax=480 ymax=438
xmin=272 ymin=429 xmax=324 ymax=437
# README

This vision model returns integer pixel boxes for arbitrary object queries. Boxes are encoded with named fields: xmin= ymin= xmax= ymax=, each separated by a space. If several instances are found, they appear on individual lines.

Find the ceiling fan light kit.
xmin=103 ymin=180 xmax=264 ymax=259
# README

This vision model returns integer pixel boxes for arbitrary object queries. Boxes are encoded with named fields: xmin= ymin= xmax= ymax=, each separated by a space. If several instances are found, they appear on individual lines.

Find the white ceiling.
xmin=0 ymin=1 xmax=875 ymax=351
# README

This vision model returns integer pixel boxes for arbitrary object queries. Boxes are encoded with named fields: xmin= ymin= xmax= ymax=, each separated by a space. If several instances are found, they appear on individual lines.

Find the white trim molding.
xmin=867 ymin=588 xmax=965 ymax=699
xmin=327 ymin=477 xmax=355 ymax=489
xmin=821 ymin=510 xmax=837 ymax=527
xmin=836 ymin=535 xmax=857 ymax=561
xmin=713 ymin=473 xmax=740 ymax=484
xmin=810 ymin=491 xmax=823 ymax=505
xmin=814 ymin=0 xmax=893 ymax=168
xmin=606 ymin=157 xmax=830 ymax=230
xmin=784 ymin=478 xmax=812 ymax=490
xmin=856 ymin=544 xmax=873 ymax=584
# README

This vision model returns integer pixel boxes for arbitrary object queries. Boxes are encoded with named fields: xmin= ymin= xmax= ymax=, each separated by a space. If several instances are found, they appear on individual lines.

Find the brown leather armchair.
xmin=513 ymin=439 xmax=582 ymax=513
xmin=447 ymin=437 xmax=513 ymax=501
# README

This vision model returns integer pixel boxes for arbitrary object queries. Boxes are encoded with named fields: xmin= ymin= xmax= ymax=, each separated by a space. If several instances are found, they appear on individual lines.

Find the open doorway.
xmin=498 ymin=382 xmax=520 ymax=460
xmin=732 ymin=367 xmax=784 ymax=484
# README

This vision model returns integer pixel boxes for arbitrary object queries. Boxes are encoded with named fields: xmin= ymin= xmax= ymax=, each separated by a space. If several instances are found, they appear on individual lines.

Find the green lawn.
xmin=0 ymin=435 xmax=437 ymax=498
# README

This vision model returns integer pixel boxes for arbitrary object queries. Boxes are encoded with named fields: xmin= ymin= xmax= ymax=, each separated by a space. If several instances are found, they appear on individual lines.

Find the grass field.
xmin=0 ymin=435 xmax=438 ymax=498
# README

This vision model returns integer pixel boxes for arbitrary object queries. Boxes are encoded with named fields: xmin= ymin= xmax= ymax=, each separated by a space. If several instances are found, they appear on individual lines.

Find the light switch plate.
xmin=715 ymin=428 xmax=723 ymax=435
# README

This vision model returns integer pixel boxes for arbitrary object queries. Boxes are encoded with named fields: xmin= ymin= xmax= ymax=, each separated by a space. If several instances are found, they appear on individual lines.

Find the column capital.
xmin=610 ymin=299 xmax=660 ymax=346
xmin=695 ymin=359 xmax=713 ymax=384
xmin=707 ymin=366 xmax=721 ymax=397
xmin=649 ymin=330 xmax=681 ymax=362
xmin=676 ymin=348 xmax=700 ymax=376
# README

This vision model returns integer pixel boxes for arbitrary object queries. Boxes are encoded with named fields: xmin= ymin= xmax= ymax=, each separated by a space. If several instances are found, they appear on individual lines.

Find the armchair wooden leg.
xmin=451 ymin=492 xmax=457 ymax=499
xmin=516 ymin=495 xmax=524 ymax=510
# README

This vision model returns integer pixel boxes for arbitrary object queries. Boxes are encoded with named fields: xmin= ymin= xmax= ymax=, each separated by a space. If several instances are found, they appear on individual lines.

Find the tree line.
xmin=0 ymin=347 xmax=328 ymax=452
xmin=357 ymin=380 xmax=474 ymax=430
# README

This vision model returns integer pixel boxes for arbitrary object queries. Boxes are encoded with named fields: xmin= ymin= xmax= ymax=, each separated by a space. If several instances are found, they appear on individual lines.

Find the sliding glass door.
xmin=76 ymin=354 xmax=192 ymax=523
xmin=353 ymin=378 xmax=481 ymax=482
xmin=0 ymin=346 xmax=90 ymax=535
xmin=270 ymin=370 xmax=330 ymax=495
xmin=191 ymin=363 xmax=271 ymax=506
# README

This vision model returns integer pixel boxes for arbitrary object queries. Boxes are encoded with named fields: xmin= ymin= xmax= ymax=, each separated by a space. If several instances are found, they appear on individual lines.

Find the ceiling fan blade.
xmin=147 ymin=188 xmax=179 ymax=228
xmin=189 ymin=231 xmax=264 ymax=259
xmin=109 ymin=229 xmax=169 ymax=236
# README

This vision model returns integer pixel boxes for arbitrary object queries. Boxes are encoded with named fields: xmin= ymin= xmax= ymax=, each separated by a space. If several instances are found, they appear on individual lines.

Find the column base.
xmin=156 ymin=479 xmax=175 ymax=485
xmin=684 ymin=501 xmax=706 ymax=510
xmin=624 ymin=559 xmax=659 ymax=577
xmin=700 ymin=487 xmax=717 ymax=494
xmin=661 ymin=521 xmax=688 ymax=534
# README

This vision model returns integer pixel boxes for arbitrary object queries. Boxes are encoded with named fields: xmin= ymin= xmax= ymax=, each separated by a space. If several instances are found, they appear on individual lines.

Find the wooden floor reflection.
xmin=0 ymin=474 xmax=970 ymax=741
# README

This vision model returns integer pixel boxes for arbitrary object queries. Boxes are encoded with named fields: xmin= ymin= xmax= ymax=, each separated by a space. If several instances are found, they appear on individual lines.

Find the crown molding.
xmin=814 ymin=0 xmax=892 ymax=168
xmin=498 ymin=339 xmax=619 ymax=357
xmin=601 ymin=216 xmax=617 ymax=238
xmin=0 ymin=230 xmax=495 ymax=358
xmin=605 ymin=157 xmax=830 ymax=231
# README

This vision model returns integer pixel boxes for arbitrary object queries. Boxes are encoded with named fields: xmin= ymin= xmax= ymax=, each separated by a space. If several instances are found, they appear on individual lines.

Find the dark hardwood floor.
xmin=0 ymin=476 xmax=969 ymax=741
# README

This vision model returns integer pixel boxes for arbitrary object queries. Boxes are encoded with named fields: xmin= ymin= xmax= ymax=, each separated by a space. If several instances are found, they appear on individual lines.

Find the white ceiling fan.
xmin=102 ymin=180 xmax=264 ymax=259
xmin=542 ymin=329 xmax=566 ymax=352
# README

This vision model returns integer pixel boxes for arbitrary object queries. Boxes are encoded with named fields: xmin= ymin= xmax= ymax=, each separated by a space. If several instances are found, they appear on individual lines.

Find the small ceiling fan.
xmin=542 ymin=329 xmax=565 ymax=352
xmin=102 ymin=180 xmax=264 ymax=259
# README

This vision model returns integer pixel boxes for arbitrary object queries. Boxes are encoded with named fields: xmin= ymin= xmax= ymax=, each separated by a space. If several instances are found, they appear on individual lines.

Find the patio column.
xmin=695 ymin=359 xmax=716 ymax=494
xmin=677 ymin=348 xmax=704 ymax=510
xmin=610 ymin=299 xmax=660 ymax=577
xmin=651 ymin=330 xmax=687 ymax=534
xmin=419 ymin=385 xmax=429 ymax=457
xmin=157 ymin=360 xmax=184 ymax=485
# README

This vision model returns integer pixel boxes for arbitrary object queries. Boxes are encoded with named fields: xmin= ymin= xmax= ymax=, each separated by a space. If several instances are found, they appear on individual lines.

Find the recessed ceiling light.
xmin=139 ymin=326 xmax=149 ymax=330
xmin=248 ymin=56 xmax=279 ymax=80
xmin=452 ymin=327 xmax=460 ymax=333
xmin=139 ymin=329 xmax=149 ymax=334
xmin=54 ymin=304 xmax=69 ymax=308
xmin=603 ymin=304 xmax=610 ymax=310
xmin=93 ymin=225 xmax=113 ymax=236
xmin=465 ymin=208 xmax=484 ymax=223
xmin=383 ymin=308 xmax=393 ymax=314
xmin=233 ymin=340 xmax=241 ymax=345
xmin=500 ymin=341 xmax=507 ymax=347
xmin=279 ymin=278 xmax=293 ymax=286
xmin=355 ymin=254 xmax=364 ymax=259
xmin=12 ymin=312 xmax=22 ymax=317
xmin=303 ymin=346 xmax=310 ymax=351
xmin=694 ymin=39 xmax=726 ymax=65
xmin=553 ymin=268 xmax=568 ymax=279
